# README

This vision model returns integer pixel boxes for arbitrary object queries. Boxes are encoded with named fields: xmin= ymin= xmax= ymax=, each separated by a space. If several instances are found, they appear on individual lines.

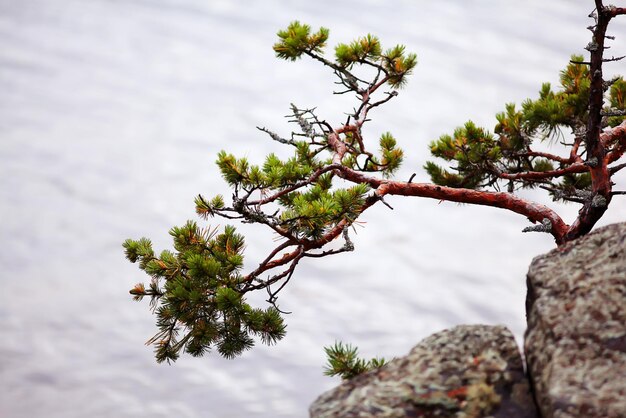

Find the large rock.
xmin=310 ymin=324 xmax=538 ymax=418
xmin=525 ymin=222 xmax=626 ymax=418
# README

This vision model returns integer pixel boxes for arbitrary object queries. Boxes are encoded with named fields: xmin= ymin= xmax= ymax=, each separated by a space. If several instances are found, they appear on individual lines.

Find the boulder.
xmin=310 ymin=324 xmax=538 ymax=418
xmin=525 ymin=222 xmax=626 ymax=418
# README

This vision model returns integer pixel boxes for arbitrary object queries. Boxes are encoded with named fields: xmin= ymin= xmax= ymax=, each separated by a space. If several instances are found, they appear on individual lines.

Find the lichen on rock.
xmin=525 ymin=222 xmax=626 ymax=418
xmin=310 ymin=324 xmax=538 ymax=418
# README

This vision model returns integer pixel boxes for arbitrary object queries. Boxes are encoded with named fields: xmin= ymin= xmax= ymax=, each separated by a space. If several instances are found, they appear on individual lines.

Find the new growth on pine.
xmin=125 ymin=4 xmax=626 ymax=365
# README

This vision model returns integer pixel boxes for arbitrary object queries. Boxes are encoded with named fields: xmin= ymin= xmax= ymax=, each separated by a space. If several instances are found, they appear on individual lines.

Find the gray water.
xmin=1 ymin=1 xmax=625 ymax=417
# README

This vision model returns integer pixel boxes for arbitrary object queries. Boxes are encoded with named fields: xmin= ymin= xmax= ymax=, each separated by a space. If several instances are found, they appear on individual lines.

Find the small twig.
xmin=603 ymin=55 xmax=625 ymax=62
xmin=522 ymin=218 xmax=553 ymax=233
xmin=257 ymin=126 xmax=296 ymax=146
xmin=601 ymin=109 xmax=626 ymax=117
xmin=379 ymin=196 xmax=394 ymax=210
xmin=367 ymin=91 xmax=399 ymax=112
xmin=512 ymin=150 xmax=574 ymax=164
xmin=303 ymin=228 xmax=355 ymax=257
xmin=497 ymin=162 xmax=588 ymax=181
xmin=265 ymin=282 xmax=293 ymax=314
xmin=264 ymin=249 xmax=304 ymax=305
xmin=610 ymin=162 xmax=626 ymax=174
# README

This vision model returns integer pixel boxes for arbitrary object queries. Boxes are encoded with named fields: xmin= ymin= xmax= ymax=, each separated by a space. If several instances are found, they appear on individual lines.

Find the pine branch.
xmin=512 ymin=150 xmax=577 ymax=164
xmin=564 ymin=3 xmax=620 ymax=240
xmin=496 ymin=162 xmax=588 ymax=181
xmin=125 ymin=14 xmax=625 ymax=365
xmin=610 ymin=162 xmax=626 ymax=174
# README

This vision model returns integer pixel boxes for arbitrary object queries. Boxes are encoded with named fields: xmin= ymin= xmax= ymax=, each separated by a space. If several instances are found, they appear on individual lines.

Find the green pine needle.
xmin=323 ymin=341 xmax=388 ymax=380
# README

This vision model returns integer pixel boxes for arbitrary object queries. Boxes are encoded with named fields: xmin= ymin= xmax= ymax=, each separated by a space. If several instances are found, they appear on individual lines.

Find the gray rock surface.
xmin=525 ymin=222 xmax=626 ymax=418
xmin=310 ymin=324 xmax=538 ymax=418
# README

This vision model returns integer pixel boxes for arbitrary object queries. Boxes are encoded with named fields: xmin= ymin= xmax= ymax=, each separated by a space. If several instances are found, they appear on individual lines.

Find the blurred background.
xmin=1 ymin=1 xmax=625 ymax=417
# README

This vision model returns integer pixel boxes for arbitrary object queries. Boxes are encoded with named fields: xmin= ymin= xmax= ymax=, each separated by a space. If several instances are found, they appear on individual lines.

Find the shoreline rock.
xmin=310 ymin=222 xmax=626 ymax=417
xmin=310 ymin=324 xmax=538 ymax=417
xmin=525 ymin=222 xmax=626 ymax=418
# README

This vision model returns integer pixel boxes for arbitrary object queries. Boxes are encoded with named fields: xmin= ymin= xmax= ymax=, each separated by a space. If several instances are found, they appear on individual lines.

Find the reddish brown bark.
xmin=329 ymin=165 xmax=569 ymax=245
xmin=515 ymin=150 xmax=579 ymax=164
xmin=607 ymin=7 xmax=626 ymax=17
xmin=605 ymin=120 xmax=626 ymax=163
xmin=563 ymin=2 xmax=617 ymax=241
xmin=497 ymin=163 xmax=588 ymax=181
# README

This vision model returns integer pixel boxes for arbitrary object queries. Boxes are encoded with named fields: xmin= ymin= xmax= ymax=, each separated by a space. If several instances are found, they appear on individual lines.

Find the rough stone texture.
xmin=310 ymin=325 xmax=538 ymax=418
xmin=525 ymin=222 xmax=626 ymax=418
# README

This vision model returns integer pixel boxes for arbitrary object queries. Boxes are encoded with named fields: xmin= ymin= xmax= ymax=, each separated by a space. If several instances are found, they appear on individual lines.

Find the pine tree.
xmin=125 ymin=4 xmax=626 ymax=364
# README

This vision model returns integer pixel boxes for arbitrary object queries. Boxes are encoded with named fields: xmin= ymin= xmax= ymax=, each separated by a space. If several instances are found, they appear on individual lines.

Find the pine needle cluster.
xmin=273 ymin=21 xmax=417 ymax=90
xmin=323 ymin=341 xmax=388 ymax=380
xmin=425 ymin=57 xmax=624 ymax=201
xmin=124 ymin=221 xmax=285 ymax=362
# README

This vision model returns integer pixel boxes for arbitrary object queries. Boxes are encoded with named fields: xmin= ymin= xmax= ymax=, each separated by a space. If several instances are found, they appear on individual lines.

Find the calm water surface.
xmin=1 ymin=1 xmax=625 ymax=417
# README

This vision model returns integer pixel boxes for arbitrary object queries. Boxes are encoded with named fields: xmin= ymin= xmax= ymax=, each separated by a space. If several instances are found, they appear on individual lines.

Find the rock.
xmin=310 ymin=223 xmax=626 ymax=417
xmin=310 ymin=324 xmax=538 ymax=418
xmin=525 ymin=222 xmax=626 ymax=418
